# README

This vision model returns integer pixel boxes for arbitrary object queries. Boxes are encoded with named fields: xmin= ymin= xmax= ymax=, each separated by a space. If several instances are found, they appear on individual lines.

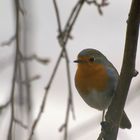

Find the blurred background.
xmin=0 ymin=0 xmax=140 ymax=140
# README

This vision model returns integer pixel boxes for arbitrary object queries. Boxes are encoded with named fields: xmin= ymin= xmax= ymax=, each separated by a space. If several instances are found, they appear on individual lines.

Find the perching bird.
xmin=74 ymin=48 xmax=131 ymax=129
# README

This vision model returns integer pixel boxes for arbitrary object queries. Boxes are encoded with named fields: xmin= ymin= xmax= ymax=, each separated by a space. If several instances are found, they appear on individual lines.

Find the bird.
xmin=74 ymin=48 xmax=131 ymax=129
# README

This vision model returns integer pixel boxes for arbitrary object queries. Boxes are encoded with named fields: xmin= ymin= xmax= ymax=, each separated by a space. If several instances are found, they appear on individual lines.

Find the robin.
xmin=74 ymin=48 xmax=131 ymax=129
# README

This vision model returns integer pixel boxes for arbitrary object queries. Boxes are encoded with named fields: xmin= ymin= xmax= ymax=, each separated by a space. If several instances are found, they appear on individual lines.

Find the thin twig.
xmin=54 ymin=0 xmax=85 ymax=140
xmin=28 ymin=51 xmax=63 ymax=140
xmin=7 ymin=0 xmax=20 ymax=140
xmin=86 ymin=0 xmax=109 ymax=15
xmin=58 ymin=49 xmax=75 ymax=140
xmin=28 ymin=1 xmax=85 ymax=140
xmin=20 ymin=54 xmax=50 ymax=64
xmin=17 ymin=75 xmax=41 ymax=84
xmin=60 ymin=0 xmax=85 ymax=115
xmin=62 ymin=0 xmax=85 ymax=45
xmin=57 ymin=52 xmax=74 ymax=139
xmin=0 ymin=34 xmax=16 ymax=47
xmin=53 ymin=0 xmax=62 ymax=33
xmin=22 ymin=75 xmax=40 ymax=83
xmin=0 ymin=100 xmax=11 ymax=112
xmin=65 ymin=50 xmax=76 ymax=119
xmin=14 ymin=118 xmax=28 ymax=129
xmin=19 ymin=5 xmax=24 ymax=15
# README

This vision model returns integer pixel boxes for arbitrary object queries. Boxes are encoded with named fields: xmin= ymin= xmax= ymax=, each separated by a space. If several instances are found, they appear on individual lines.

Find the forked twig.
xmin=54 ymin=0 xmax=85 ymax=140
xmin=28 ymin=0 xmax=85 ymax=140
xmin=86 ymin=0 xmax=109 ymax=15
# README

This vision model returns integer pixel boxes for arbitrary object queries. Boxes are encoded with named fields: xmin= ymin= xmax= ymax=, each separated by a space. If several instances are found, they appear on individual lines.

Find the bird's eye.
xmin=89 ymin=57 xmax=95 ymax=62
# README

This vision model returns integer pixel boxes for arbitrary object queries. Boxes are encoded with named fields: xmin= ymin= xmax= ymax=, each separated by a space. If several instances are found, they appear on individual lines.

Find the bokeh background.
xmin=0 ymin=0 xmax=140 ymax=140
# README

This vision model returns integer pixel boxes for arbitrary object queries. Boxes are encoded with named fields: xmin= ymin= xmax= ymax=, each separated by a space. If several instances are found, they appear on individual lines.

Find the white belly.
xmin=80 ymin=89 xmax=113 ymax=110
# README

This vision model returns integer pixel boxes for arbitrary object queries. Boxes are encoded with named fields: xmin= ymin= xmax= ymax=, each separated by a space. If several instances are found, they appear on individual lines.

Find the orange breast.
xmin=75 ymin=63 xmax=109 ymax=95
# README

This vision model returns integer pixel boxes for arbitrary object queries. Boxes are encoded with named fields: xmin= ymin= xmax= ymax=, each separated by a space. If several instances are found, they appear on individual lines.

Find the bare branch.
xmin=53 ymin=1 xmax=86 ymax=140
xmin=53 ymin=0 xmax=62 ymax=34
xmin=86 ymin=0 xmax=109 ymax=15
xmin=27 ymin=51 xmax=62 ymax=140
xmin=0 ymin=100 xmax=11 ymax=112
xmin=98 ymin=0 xmax=140 ymax=139
xmin=60 ymin=49 xmax=76 ymax=140
xmin=19 ymin=5 xmax=24 ymax=15
xmin=20 ymin=54 xmax=50 ymax=65
xmin=17 ymin=75 xmax=41 ymax=84
xmin=0 ymin=35 xmax=16 ymax=47
xmin=59 ymin=123 xmax=66 ymax=132
xmin=28 ymin=1 xmax=86 ymax=140
xmin=62 ymin=0 xmax=85 ymax=44
xmin=7 ymin=0 xmax=20 ymax=140
xmin=14 ymin=118 xmax=28 ymax=129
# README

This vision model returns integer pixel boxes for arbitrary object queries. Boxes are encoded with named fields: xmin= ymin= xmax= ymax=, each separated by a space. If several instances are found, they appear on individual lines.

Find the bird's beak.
xmin=73 ymin=60 xmax=79 ymax=63
xmin=73 ymin=60 xmax=81 ymax=63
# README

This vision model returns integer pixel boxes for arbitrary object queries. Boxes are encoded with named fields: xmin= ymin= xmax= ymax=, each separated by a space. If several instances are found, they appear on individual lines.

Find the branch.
xmin=86 ymin=0 xmax=109 ymax=15
xmin=20 ymin=54 xmax=50 ymax=65
xmin=27 ymin=51 xmax=62 ymax=140
xmin=28 ymin=1 xmax=85 ymax=140
xmin=0 ymin=35 xmax=16 ymax=47
xmin=7 ymin=0 xmax=20 ymax=140
xmin=98 ymin=0 xmax=140 ymax=139
xmin=14 ymin=118 xmax=28 ymax=129
xmin=58 ymin=49 xmax=76 ymax=140
xmin=0 ymin=100 xmax=11 ymax=113
xmin=17 ymin=75 xmax=41 ymax=84
xmin=58 ymin=0 xmax=85 ymax=47
xmin=53 ymin=0 xmax=62 ymax=33
xmin=53 ymin=0 xmax=85 ymax=140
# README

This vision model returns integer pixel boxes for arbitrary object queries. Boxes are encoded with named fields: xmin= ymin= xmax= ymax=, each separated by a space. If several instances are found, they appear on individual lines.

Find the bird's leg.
xmin=98 ymin=110 xmax=105 ymax=140
xmin=102 ymin=110 xmax=105 ymax=121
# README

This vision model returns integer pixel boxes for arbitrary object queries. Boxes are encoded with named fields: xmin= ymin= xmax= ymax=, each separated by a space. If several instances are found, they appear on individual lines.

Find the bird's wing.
xmin=106 ymin=64 xmax=119 ymax=96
